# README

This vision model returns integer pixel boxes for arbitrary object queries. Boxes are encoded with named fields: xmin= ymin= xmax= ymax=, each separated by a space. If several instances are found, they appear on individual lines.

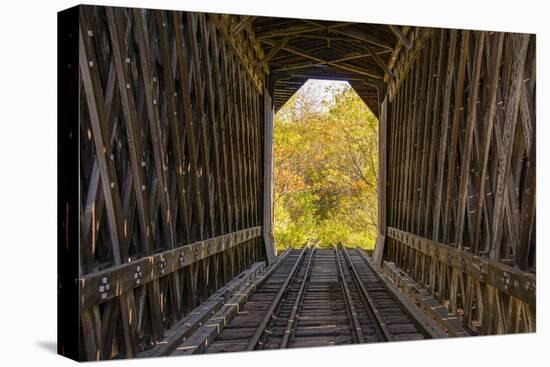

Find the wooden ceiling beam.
xmin=263 ymin=35 xmax=292 ymax=63
xmin=271 ymin=49 xmax=390 ymax=73
xmin=255 ymin=23 xmax=324 ymax=39
xmin=272 ymin=56 xmax=371 ymax=74
xmin=233 ymin=16 xmax=256 ymax=35
xmin=272 ymin=68 xmax=378 ymax=83
xmin=269 ymin=46 xmax=326 ymax=63
xmin=275 ymin=73 xmax=361 ymax=82
xmin=331 ymin=27 xmax=395 ymax=79
xmin=302 ymin=20 xmax=393 ymax=48
xmin=389 ymin=25 xmax=412 ymax=49
xmin=301 ymin=20 xmax=356 ymax=31
xmin=262 ymin=39 xmax=383 ymax=79
xmin=292 ymin=34 xmax=371 ymax=42
xmin=254 ymin=35 xmax=292 ymax=73
xmin=331 ymin=26 xmax=393 ymax=50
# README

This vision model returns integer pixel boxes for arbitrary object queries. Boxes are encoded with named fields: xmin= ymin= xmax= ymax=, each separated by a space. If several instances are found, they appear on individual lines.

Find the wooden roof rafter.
xmin=329 ymin=28 xmax=396 ymax=79
xmin=273 ymin=69 xmax=375 ymax=82
xmin=389 ymin=25 xmax=412 ymax=49
xmin=262 ymin=38 xmax=384 ymax=79
xmin=255 ymin=22 xmax=325 ymax=40
xmin=232 ymin=15 xmax=257 ymax=35
xmin=252 ymin=15 xmax=402 ymax=114
xmin=271 ymin=51 xmax=375 ymax=73
xmin=306 ymin=21 xmax=395 ymax=49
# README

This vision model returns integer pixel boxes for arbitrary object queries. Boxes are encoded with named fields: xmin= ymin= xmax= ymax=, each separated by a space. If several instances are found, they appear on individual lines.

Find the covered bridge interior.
xmin=58 ymin=4 xmax=536 ymax=361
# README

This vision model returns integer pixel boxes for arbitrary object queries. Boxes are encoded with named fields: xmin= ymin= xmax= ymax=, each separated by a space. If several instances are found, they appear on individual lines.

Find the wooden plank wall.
xmin=383 ymin=28 xmax=536 ymax=335
xmin=78 ymin=6 xmax=266 ymax=360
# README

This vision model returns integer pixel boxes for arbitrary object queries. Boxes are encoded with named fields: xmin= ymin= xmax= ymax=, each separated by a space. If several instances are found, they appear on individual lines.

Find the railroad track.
xmin=171 ymin=245 xmax=446 ymax=355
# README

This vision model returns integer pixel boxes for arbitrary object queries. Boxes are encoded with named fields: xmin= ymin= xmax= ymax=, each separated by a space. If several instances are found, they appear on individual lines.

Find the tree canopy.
xmin=273 ymin=81 xmax=379 ymax=250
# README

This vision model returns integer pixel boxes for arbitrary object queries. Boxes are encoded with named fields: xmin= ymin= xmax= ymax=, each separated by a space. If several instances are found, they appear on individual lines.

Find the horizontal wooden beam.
xmin=272 ymin=69 xmax=380 ymax=84
xmin=330 ymin=26 xmax=394 ymax=50
xmin=255 ymin=23 xmax=324 ymax=40
xmin=387 ymin=227 xmax=535 ymax=305
xmin=382 ymin=260 xmax=472 ymax=337
xmin=79 ymin=227 xmax=262 ymax=310
xmin=262 ymin=39 xmax=383 ymax=80
xmin=272 ymin=51 xmax=379 ymax=73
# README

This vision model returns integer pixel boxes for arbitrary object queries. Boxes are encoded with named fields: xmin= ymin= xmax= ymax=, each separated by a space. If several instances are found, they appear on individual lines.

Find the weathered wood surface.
xmin=253 ymin=18 xmax=399 ymax=114
xmin=382 ymin=261 xmax=472 ymax=337
xmin=387 ymin=227 xmax=535 ymax=305
xmin=357 ymin=250 xmax=448 ymax=339
xmin=172 ymin=247 xmax=445 ymax=355
xmin=138 ymin=261 xmax=267 ymax=358
xmin=80 ymin=227 xmax=262 ymax=309
xmin=68 ymin=3 xmax=536 ymax=360
xmin=78 ymin=6 xmax=268 ymax=360
xmin=382 ymin=29 xmax=536 ymax=335
xmin=172 ymin=248 xmax=295 ymax=355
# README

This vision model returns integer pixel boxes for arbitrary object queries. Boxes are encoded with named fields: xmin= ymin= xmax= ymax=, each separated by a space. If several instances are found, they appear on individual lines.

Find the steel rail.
xmin=246 ymin=244 xmax=309 ymax=350
xmin=167 ymin=248 xmax=296 ymax=355
xmin=335 ymin=247 xmax=365 ymax=344
xmin=280 ymin=245 xmax=317 ymax=348
xmin=354 ymin=248 xmax=447 ymax=339
xmin=340 ymin=246 xmax=393 ymax=341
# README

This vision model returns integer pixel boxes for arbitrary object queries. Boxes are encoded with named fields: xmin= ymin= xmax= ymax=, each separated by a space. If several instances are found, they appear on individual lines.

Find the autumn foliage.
xmin=274 ymin=81 xmax=378 ymax=250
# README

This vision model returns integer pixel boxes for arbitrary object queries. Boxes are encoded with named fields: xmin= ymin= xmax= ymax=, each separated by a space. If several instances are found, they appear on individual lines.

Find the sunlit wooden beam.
xmin=233 ymin=16 xmax=256 ymax=35
xmin=389 ymin=25 xmax=412 ymax=50
xmin=255 ymin=35 xmax=292 ymax=73
xmin=263 ymin=35 xmax=292 ymax=63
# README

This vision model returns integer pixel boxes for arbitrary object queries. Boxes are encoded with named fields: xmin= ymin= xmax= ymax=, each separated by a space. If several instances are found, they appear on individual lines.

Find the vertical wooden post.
xmin=262 ymin=89 xmax=276 ymax=263
xmin=373 ymin=96 xmax=388 ymax=266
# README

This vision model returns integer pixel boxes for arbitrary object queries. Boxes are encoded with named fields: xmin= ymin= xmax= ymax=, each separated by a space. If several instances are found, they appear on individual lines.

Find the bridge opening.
xmin=273 ymin=79 xmax=379 ymax=251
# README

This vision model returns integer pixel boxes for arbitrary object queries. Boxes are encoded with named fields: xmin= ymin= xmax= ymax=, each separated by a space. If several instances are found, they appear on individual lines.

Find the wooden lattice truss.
xmin=77 ymin=6 xmax=266 ymax=359
xmin=57 ymin=4 xmax=536 ymax=361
